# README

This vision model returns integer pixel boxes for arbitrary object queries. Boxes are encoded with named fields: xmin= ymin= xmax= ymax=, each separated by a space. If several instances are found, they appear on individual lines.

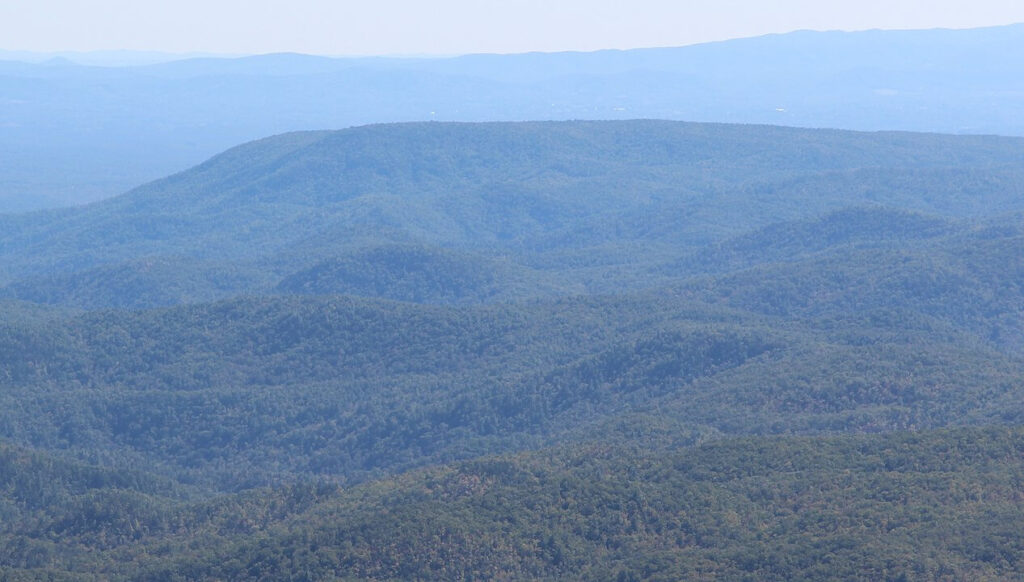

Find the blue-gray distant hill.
xmin=2 ymin=24 xmax=1023 ymax=211
xmin=4 ymin=120 xmax=1024 ymax=309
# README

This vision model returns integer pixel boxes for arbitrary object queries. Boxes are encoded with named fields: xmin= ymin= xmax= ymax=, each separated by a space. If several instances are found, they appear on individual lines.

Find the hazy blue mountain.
xmin=0 ymin=49 xmax=225 ymax=66
xmin=4 ymin=120 xmax=1024 ymax=310
xmin=3 ymin=118 xmax=1024 ymax=578
xmin=2 ymin=24 xmax=1024 ymax=211
xmin=1 ymin=121 xmax=1023 ymax=490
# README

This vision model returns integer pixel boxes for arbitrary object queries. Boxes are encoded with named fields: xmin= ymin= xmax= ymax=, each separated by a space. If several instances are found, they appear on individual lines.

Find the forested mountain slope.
xmin=2 ymin=119 xmax=1024 ymax=578
xmin=3 ymin=120 xmax=1024 ymax=310
xmin=1 ymin=217 xmax=1022 ymax=489
xmin=4 ymin=427 xmax=1024 ymax=580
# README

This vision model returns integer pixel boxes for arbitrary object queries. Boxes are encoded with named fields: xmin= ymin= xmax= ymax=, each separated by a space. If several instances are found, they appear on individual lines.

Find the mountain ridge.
xmin=4 ymin=23 xmax=1024 ymax=211
xmin=3 ymin=118 xmax=1024 ymax=577
xmin=3 ymin=120 xmax=1024 ymax=311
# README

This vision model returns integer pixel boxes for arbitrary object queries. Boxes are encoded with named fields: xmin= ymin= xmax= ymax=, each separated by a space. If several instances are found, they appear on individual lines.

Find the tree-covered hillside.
xmin=1 ymin=213 xmax=1022 ymax=490
xmin=3 ymin=120 xmax=1024 ymax=310
xmin=3 ymin=427 xmax=1024 ymax=580
xmin=2 ymin=120 xmax=1024 ymax=579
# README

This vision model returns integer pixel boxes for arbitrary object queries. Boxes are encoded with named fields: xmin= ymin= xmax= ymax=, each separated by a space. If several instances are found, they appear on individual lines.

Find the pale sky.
xmin=2 ymin=0 xmax=1024 ymax=56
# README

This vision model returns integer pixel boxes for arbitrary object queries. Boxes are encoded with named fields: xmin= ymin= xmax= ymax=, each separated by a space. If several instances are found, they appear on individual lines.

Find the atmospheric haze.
xmin=2 ymin=0 xmax=1024 ymax=55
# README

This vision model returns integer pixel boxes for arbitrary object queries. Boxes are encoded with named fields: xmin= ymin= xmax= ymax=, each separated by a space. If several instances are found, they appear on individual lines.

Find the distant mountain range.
xmin=2 ymin=24 xmax=1023 ymax=211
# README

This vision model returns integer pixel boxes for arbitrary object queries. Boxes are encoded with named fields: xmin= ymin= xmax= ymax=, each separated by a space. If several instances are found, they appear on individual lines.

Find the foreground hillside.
xmin=1 ymin=120 xmax=1023 ymax=578
xmin=2 ymin=427 xmax=1023 ymax=580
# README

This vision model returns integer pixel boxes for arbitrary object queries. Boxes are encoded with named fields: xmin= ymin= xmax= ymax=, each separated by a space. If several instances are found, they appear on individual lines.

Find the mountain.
xmin=1 ymin=122 xmax=1023 ymax=492
xmin=3 ymin=120 xmax=1024 ymax=310
xmin=3 ymin=24 xmax=1024 ymax=211
xmin=3 ymin=119 xmax=1024 ymax=578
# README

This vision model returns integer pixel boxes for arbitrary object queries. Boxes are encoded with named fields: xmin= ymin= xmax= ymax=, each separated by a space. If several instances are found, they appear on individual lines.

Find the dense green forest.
xmin=3 ymin=427 xmax=1024 ymax=580
xmin=1 ymin=120 xmax=1023 ymax=578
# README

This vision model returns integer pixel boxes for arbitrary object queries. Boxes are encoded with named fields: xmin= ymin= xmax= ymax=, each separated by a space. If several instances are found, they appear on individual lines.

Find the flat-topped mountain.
xmin=3 ymin=120 xmax=1024 ymax=310
xmin=3 ymin=119 xmax=1024 ymax=579
xmin=1 ymin=120 xmax=1023 ymax=485
xmin=4 ymin=24 xmax=1024 ymax=211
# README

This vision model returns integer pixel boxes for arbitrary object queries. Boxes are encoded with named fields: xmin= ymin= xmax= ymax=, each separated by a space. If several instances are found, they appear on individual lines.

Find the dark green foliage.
xmin=0 ymin=293 xmax=769 ymax=487
xmin=162 ymin=425 xmax=1024 ymax=581
xmin=4 ymin=427 xmax=1024 ymax=580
